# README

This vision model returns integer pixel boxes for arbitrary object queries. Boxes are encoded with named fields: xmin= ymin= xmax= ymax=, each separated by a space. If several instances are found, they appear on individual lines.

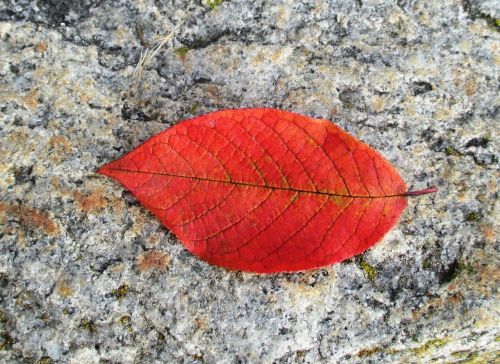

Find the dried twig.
xmin=133 ymin=17 xmax=187 ymax=80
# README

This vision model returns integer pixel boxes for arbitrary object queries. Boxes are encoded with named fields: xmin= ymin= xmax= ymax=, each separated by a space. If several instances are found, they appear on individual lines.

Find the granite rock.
xmin=0 ymin=0 xmax=498 ymax=362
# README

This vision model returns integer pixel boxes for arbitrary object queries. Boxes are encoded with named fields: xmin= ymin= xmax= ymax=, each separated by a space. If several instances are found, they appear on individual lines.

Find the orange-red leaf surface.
xmin=99 ymin=108 xmax=434 ymax=273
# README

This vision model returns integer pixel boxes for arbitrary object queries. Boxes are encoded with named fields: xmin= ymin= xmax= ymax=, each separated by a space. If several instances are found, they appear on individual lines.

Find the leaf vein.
xmin=211 ymin=190 xmax=300 ymax=256
xmin=256 ymin=195 xmax=330 ymax=263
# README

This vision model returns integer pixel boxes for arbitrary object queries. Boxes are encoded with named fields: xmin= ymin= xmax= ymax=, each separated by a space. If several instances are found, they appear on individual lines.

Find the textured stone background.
xmin=0 ymin=0 xmax=498 ymax=363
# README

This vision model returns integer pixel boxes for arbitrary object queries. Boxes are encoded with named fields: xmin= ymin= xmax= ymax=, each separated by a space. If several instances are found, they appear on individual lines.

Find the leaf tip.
xmin=96 ymin=162 xmax=115 ymax=178
xmin=96 ymin=165 xmax=108 ymax=175
xmin=404 ymin=186 xmax=438 ymax=197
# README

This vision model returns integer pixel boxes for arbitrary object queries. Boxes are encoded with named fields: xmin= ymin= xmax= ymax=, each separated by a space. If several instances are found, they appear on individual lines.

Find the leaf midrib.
xmin=103 ymin=167 xmax=405 ymax=199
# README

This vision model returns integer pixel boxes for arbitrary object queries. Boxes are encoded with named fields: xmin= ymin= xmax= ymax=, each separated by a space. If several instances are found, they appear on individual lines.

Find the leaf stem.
xmin=404 ymin=186 xmax=438 ymax=197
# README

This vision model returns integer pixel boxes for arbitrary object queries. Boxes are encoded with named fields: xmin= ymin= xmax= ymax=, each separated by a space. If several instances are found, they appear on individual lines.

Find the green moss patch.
xmin=357 ymin=257 xmax=377 ymax=281
xmin=207 ymin=0 xmax=224 ymax=10
xmin=111 ymin=284 xmax=129 ymax=300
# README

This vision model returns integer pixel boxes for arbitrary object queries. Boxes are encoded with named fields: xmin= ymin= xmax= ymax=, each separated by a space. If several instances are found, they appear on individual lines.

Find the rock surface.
xmin=0 ymin=0 xmax=498 ymax=362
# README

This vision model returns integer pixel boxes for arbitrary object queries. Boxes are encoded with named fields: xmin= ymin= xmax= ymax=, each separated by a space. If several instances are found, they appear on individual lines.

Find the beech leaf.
xmin=99 ymin=108 xmax=436 ymax=273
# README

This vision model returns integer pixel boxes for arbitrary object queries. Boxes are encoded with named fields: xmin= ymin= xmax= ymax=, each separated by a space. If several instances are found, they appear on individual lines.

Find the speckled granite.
xmin=0 ymin=0 xmax=498 ymax=363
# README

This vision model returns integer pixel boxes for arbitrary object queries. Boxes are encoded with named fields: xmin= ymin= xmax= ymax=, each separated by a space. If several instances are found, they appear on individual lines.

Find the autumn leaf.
xmin=99 ymin=108 xmax=436 ymax=273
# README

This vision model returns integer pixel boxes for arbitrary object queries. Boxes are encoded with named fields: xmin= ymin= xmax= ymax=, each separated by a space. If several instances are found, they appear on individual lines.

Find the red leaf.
xmin=99 ymin=108 xmax=436 ymax=273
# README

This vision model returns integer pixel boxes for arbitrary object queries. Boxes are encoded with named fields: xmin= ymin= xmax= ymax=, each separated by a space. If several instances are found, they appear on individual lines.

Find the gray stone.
xmin=0 ymin=0 xmax=498 ymax=362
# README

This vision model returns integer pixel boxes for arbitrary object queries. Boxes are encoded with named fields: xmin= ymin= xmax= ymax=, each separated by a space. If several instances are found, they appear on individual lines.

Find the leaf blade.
xmin=99 ymin=108 xmax=410 ymax=273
